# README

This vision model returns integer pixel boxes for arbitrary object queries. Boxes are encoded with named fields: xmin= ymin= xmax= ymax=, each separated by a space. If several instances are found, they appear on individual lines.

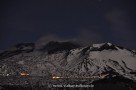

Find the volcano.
xmin=0 ymin=41 xmax=136 ymax=90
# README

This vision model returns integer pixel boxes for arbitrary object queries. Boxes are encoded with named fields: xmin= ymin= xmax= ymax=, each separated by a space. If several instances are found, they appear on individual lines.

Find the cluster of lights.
xmin=52 ymin=73 xmax=109 ymax=80
xmin=52 ymin=76 xmax=61 ymax=79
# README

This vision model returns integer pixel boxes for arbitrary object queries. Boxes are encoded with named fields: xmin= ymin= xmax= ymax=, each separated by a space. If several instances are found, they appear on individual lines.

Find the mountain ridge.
xmin=0 ymin=41 xmax=136 ymax=87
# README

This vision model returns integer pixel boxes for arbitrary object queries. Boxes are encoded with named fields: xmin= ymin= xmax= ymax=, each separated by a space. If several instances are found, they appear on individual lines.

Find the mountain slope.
xmin=0 ymin=41 xmax=136 ymax=86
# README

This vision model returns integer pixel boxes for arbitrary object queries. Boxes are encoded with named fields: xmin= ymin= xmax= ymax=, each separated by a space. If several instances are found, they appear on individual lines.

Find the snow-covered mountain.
xmin=0 ymin=41 xmax=136 ymax=86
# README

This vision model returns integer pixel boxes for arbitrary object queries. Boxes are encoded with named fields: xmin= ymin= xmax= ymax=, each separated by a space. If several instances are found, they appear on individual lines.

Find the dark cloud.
xmin=35 ymin=34 xmax=64 ymax=49
xmin=106 ymin=9 xmax=136 ymax=48
xmin=35 ymin=28 xmax=103 ymax=49
xmin=106 ymin=9 xmax=132 ymax=37
xmin=75 ymin=29 xmax=103 ymax=45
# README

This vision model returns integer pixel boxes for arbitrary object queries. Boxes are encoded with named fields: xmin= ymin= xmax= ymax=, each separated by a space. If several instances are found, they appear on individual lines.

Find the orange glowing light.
xmin=20 ymin=72 xmax=29 ymax=76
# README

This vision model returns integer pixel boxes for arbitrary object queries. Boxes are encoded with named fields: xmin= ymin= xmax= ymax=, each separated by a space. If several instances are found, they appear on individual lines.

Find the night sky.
xmin=0 ymin=0 xmax=136 ymax=50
